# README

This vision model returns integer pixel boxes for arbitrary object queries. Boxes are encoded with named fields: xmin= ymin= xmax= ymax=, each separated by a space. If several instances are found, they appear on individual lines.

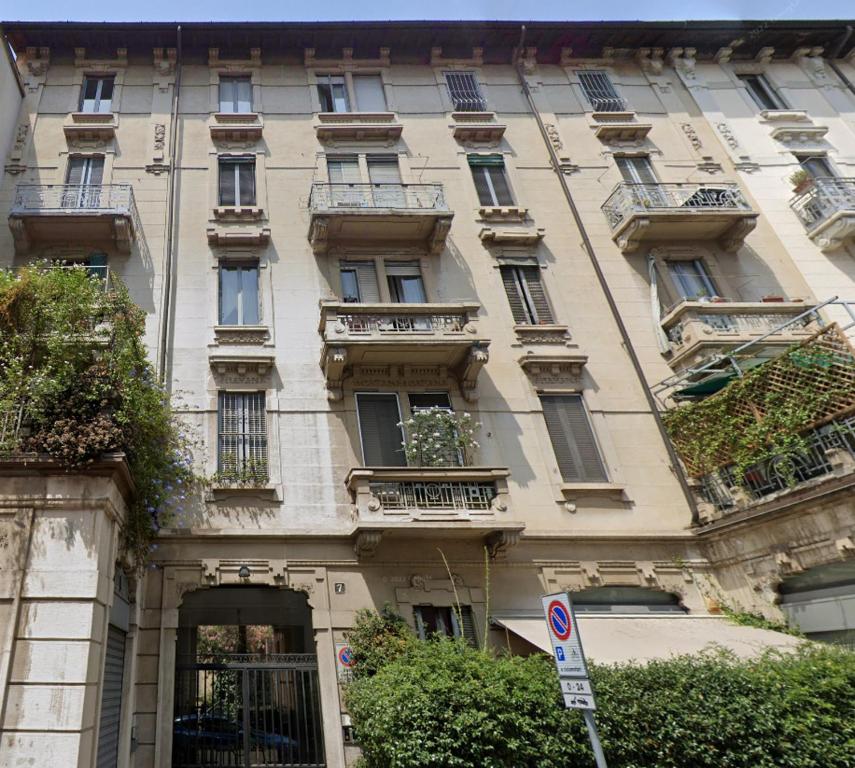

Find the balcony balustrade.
xmin=308 ymin=182 xmax=453 ymax=254
xmin=9 ymin=184 xmax=139 ymax=254
xmin=346 ymin=466 xmax=522 ymax=558
xmin=790 ymin=177 xmax=855 ymax=252
xmin=319 ymin=301 xmax=489 ymax=401
xmin=602 ymin=182 xmax=757 ymax=253
xmin=661 ymin=300 xmax=817 ymax=368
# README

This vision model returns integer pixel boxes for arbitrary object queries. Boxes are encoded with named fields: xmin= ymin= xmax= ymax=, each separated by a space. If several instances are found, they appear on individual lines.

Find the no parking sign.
xmin=335 ymin=642 xmax=355 ymax=682
xmin=541 ymin=593 xmax=587 ymax=678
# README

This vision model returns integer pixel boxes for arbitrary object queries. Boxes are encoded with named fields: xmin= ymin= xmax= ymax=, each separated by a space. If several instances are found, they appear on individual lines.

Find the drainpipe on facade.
xmin=513 ymin=25 xmax=700 ymax=524
xmin=157 ymin=25 xmax=182 ymax=386
xmin=827 ymin=26 xmax=855 ymax=98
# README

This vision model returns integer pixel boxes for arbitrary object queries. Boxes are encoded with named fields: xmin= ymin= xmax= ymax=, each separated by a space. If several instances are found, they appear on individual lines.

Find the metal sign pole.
xmin=582 ymin=709 xmax=609 ymax=768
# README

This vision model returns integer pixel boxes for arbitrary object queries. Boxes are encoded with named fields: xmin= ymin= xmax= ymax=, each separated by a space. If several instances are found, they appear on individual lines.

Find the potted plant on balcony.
xmin=788 ymin=169 xmax=813 ymax=195
xmin=399 ymin=407 xmax=480 ymax=467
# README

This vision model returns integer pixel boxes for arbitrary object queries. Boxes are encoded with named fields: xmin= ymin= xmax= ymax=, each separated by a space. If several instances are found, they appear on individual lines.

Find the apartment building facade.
xmin=0 ymin=19 xmax=853 ymax=768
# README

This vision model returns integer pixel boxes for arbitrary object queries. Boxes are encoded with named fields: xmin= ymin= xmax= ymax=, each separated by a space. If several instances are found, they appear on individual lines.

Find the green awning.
xmin=673 ymin=372 xmax=736 ymax=399
xmin=467 ymin=153 xmax=505 ymax=167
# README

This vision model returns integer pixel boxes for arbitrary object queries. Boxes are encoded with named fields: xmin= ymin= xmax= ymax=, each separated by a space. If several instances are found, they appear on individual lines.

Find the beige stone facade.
xmin=1 ymin=20 xmax=854 ymax=768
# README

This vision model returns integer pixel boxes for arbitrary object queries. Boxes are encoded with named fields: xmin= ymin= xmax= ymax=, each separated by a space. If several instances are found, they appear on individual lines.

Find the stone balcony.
xmin=318 ymin=301 xmax=489 ymax=401
xmin=308 ymin=182 xmax=453 ymax=254
xmin=790 ymin=177 xmax=855 ymax=252
xmin=346 ymin=466 xmax=523 ymax=558
xmin=9 ymin=184 xmax=138 ymax=254
xmin=314 ymin=112 xmax=402 ymax=143
xmin=209 ymin=112 xmax=263 ymax=142
xmin=662 ymin=300 xmax=817 ymax=368
xmin=602 ymin=182 xmax=758 ymax=253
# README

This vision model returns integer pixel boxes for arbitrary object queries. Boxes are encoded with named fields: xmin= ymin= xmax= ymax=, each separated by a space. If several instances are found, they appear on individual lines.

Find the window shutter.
xmin=471 ymin=167 xmax=493 ymax=206
xmin=367 ymin=156 xmax=402 ymax=184
xmin=66 ymin=158 xmax=85 ymax=186
xmin=356 ymin=393 xmax=405 ymax=467
xmin=457 ymin=606 xmax=478 ymax=647
xmin=238 ymin=161 xmax=256 ymax=205
xmin=467 ymin=154 xmax=505 ymax=168
xmin=384 ymin=261 xmax=421 ymax=277
xmin=540 ymin=395 xmax=608 ymax=483
xmin=218 ymin=392 xmax=267 ymax=473
xmin=487 ymin=167 xmax=514 ymax=206
xmin=327 ymin=158 xmax=361 ymax=183
xmin=219 ymin=162 xmax=236 ymax=205
xmin=500 ymin=266 xmax=529 ymax=324
xmin=95 ymin=625 xmax=126 ymax=768
xmin=520 ymin=266 xmax=553 ymax=323
xmin=245 ymin=392 xmax=267 ymax=468
xmin=353 ymin=75 xmax=387 ymax=111
xmin=341 ymin=261 xmax=380 ymax=302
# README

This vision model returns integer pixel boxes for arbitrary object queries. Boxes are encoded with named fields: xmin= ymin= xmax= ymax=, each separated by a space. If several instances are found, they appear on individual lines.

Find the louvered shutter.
xmin=500 ymin=266 xmax=529 ymax=324
xmin=96 ymin=624 xmax=126 ymax=768
xmin=238 ymin=161 xmax=256 ymax=205
xmin=353 ymin=75 xmax=387 ymax=111
xmin=356 ymin=393 xmax=405 ymax=467
xmin=66 ymin=157 xmax=85 ymax=185
xmin=454 ymin=605 xmax=478 ymax=647
xmin=219 ymin=161 xmax=236 ymax=205
xmin=245 ymin=392 xmax=267 ymax=471
xmin=540 ymin=395 xmax=608 ymax=483
xmin=520 ymin=266 xmax=554 ymax=323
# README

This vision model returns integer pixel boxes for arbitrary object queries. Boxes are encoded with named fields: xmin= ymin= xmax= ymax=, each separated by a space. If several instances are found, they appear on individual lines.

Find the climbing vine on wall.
xmin=662 ymin=324 xmax=855 ymax=479
xmin=0 ymin=263 xmax=200 ymax=565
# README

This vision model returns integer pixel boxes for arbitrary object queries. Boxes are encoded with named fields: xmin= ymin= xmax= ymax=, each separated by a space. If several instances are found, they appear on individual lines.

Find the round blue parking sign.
xmin=548 ymin=600 xmax=572 ymax=641
xmin=338 ymin=646 xmax=354 ymax=668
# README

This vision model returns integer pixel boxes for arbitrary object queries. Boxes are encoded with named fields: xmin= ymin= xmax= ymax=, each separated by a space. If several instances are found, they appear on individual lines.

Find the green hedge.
xmin=344 ymin=616 xmax=855 ymax=768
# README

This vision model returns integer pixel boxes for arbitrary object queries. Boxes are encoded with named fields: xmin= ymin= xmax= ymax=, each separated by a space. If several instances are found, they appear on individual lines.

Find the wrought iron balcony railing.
xmin=370 ymin=480 xmax=497 ymax=510
xmin=790 ymin=177 xmax=855 ymax=230
xmin=309 ymin=182 xmax=448 ymax=212
xmin=697 ymin=415 xmax=855 ymax=514
xmin=11 ymin=184 xmax=137 ymax=216
xmin=337 ymin=309 xmax=467 ymax=335
xmin=602 ymin=182 xmax=752 ymax=230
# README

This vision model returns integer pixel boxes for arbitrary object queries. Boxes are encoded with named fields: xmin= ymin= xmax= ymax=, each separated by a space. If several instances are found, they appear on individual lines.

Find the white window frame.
xmin=79 ymin=75 xmax=115 ymax=113
xmin=218 ymin=262 xmax=261 ymax=326
xmin=218 ymin=156 xmax=256 ymax=207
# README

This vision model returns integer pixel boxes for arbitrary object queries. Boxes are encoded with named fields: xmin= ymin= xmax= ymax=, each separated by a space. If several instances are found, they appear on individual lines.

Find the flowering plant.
xmin=398 ymin=407 xmax=480 ymax=467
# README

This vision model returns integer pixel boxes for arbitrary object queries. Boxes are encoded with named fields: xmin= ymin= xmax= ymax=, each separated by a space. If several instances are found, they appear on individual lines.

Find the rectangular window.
xmin=80 ymin=76 xmax=115 ymax=113
xmin=317 ymin=75 xmax=350 ymax=113
xmin=468 ymin=155 xmax=513 ymax=206
xmin=219 ymin=76 xmax=252 ymax=113
xmin=577 ymin=70 xmax=625 ymax=112
xmin=327 ymin=156 xmax=361 ymax=183
xmin=445 ymin=71 xmax=486 ymax=112
xmin=414 ymin=605 xmax=477 ymax=645
xmin=540 ymin=394 xmax=608 ymax=483
xmin=218 ymin=158 xmax=256 ymax=206
xmin=386 ymin=262 xmax=426 ymax=303
xmin=218 ymin=392 xmax=267 ymax=478
xmin=356 ymin=393 xmax=406 ymax=467
xmin=219 ymin=263 xmax=260 ymax=325
xmin=738 ymin=74 xmax=787 ymax=110
xmin=353 ymin=75 xmax=387 ymax=111
xmin=339 ymin=261 xmax=380 ymax=303
xmin=615 ymin=156 xmax=657 ymax=185
xmin=667 ymin=260 xmax=717 ymax=300
xmin=500 ymin=265 xmax=554 ymax=325
xmin=797 ymin=155 xmax=835 ymax=179
xmin=368 ymin=156 xmax=404 ymax=206
xmin=407 ymin=392 xmax=460 ymax=465
xmin=64 ymin=157 xmax=105 ymax=208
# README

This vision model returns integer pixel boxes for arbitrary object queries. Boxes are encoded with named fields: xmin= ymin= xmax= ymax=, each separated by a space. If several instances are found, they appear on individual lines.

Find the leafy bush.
xmin=345 ymin=612 xmax=855 ymax=768
xmin=0 ymin=264 xmax=199 ymax=563
xmin=347 ymin=605 xmax=417 ymax=679
xmin=398 ymin=407 xmax=480 ymax=467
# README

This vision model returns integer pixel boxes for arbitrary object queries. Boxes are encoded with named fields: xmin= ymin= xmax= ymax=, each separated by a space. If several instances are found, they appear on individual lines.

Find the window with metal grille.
xmin=218 ymin=158 xmax=256 ymax=206
xmin=540 ymin=394 xmax=608 ymax=483
xmin=500 ymin=265 xmax=554 ymax=325
xmin=577 ymin=70 xmax=626 ymax=112
xmin=468 ymin=155 xmax=514 ymax=206
xmin=80 ymin=76 xmax=114 ymax=113
xmin=217 ymin=392 xmax=268 ymax=479
xmin=738 ymin=74 xmax=787 ymax=110
xmin=413 ymin=605 xmax=477 ymax=645
xmin=219 ymin=263 xmax=259 ymax=325
xmin=317 ymin=74 xmax=350 ymax=112
xmin=445 ymin=71 xmax=486 ymax=112
xmin=219 ymin=76 xmax=252 ymax=113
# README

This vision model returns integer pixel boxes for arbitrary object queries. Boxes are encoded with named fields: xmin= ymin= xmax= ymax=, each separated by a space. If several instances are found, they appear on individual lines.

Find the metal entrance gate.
xmin=173 ymin=654 xmax=325 ymax=768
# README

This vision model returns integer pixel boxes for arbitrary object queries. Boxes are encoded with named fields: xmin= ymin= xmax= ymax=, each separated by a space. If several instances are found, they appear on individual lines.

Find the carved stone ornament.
xmin=486 ymin=529 xmax=520 ymax=559
xmin=715 ymin=122 xmax=740 ymax=151
xmin=544 ymin=122 xmax=563 ymax=152
xmin=518 ymin=353 xmax=587 ymax=389
xmin=354 ymin=530 xmax=383 ymax=558
xmin=153 ymin=47 xmax=178 ymax=76
xmin=209 ymin=47 xmax=262 ymax=69
xmin=23 ymin=47 xmax=51 ymax=77
xmin=74 ymin=47 xmax=128 ymax=69
xmin=681 ymin=122 xmax=702 ymax=152
xmin=636 ymin=47 xmax=664 ymax=75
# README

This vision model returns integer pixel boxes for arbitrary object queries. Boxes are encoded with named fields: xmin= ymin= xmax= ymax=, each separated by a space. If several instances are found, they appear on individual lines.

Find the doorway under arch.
xmin=173 ymin=586 xmax=325 ymax=768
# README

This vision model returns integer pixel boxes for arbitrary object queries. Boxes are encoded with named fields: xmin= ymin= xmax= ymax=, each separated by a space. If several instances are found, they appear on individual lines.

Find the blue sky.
xmin=3 ymin=0 xmax=852 ymax=22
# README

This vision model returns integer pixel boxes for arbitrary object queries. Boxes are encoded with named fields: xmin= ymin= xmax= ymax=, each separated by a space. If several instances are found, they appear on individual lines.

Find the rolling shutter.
xmin=340 ymin=261 xmax=380 ymax=302
xmin=353 ymin=75 xmax=387 ymax=112
xmin=327 ymin=157 xmax=361 ymax=183
xmin=96 ymin=624 xmax=126 ymax=768
xmin=540 ymin=395 xmax=608 ymax=483
xmin=356 ymin=393 xmax=405 ymax=467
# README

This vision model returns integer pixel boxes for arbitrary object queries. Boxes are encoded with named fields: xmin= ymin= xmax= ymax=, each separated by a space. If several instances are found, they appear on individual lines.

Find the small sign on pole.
xmin=334 ymin=642 xmax=355 ymax=682
xmin=542 ymin=593 xmax=608 ymax=768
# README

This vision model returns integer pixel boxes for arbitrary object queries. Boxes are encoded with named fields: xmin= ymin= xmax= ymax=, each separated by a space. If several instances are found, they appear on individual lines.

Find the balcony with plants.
xmin=602 ymin=182 xmax=758 ymax=253
xmin=789 ymin=171 xmax=855 ymax=252
xmin=307 ymin=182 xmax=453 ymax=254
xmin=9 ymin=183 xmax=140 ymax=254
xmin=660 ymin=321 xmax=855 ymax=524
xmin=319 ymin=300 xmax=489 ymax=402
xmin=347 ymin=407 xmax=520 ymax=558
xmin=0 ymin=263 xmax=199 ymax=563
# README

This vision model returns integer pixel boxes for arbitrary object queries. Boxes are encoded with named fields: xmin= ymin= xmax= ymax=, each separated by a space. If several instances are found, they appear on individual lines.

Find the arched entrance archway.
xmin=173 ymin=587 xmax=325 ymax=767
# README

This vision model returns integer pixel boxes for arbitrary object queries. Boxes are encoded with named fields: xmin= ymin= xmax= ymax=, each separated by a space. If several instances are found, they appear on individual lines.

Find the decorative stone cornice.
xmin=153 ymin=47 xmax=177 ymax=76
xmin=209 ymin=47 xmax=262 ymax=69
xmin=74 ymin=47 xmax=128 ymax=69
xmin=755 ymin=47 xmax=775 ymax=64
xmin=430 ymin=46 xmax=483 ymax=67
xmin=305 ymin=47 xmax=390 ymax=69
xmin=636 ymin=47 xmax=665 ymax=75
xmin=518 ymin=352 xmax=587 ymax=389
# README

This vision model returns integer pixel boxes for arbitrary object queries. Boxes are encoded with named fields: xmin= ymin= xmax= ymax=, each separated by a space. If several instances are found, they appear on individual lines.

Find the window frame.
xmin=539 ymin=393 xmax=609 ymax=484
xmin=444 ymin=70 xmax=487 ymax=112
xmin=666 ymin=259 xmax=719 ymax=301
xmin=218 ymin=262 xmax=261 ymax=326
xmin=337 ymin=257 xmax=431 ymax=304
xmin=796 ymin=154 xmax=836 ymax=179
xmin=413 ymin=604 xmax=476 ymax=645
xmin=218 ymin=75 xmax=253 ymax=113
xmin=576 ymin=70 xmax=626 ymax=112
xmin=738 ymin=73 xmax=788 ymax=111
xmin=79 ymin=75 xmax=115 ymax=113
xmin=216 ymin=391 xmax=268 ymax=477
xmin=500 ymin=264 xmax=555 ymax=325
xmin=218 ymin=156 xmax=257 ymax=207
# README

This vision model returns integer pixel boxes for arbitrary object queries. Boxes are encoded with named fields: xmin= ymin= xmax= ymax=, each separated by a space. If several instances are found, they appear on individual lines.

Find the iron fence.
xmin=370 ymin=480 xmax=497 ymax=511
xmin=602 ymin=182 xmax=751 ymax=230
xmin=790 ymin=177 xmax=855 ymax=230
xmin=337 ymin=312 xmax=466 ymax=334
xmin=12 ymin=183 xmax=137 ymax=215
xmin=309 ymin=183 xmax=447 ymax=212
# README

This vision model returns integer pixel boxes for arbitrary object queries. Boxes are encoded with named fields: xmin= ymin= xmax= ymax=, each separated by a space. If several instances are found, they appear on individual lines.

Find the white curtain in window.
xmin=648 ymin=255 xmax=671 ymax=354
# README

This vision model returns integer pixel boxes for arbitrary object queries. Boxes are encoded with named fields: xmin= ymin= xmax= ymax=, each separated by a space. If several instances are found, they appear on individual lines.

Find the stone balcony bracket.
xmin=518 ymin=352 xmax=588 ymax=389
xmin=805 ymin=212 xmax=855 ymax=253
xmin=759 ymin=109 xmax=811 ymax=123
xmin=206 ymin=224 xmax=271 ymax=246
xmin=770 ymin=124 xmax=829 ymax=144
xmin=209 ymin=353 xmax=275 ymax=376
xmin=213 ymin=205 xmax=266 ymax=222
xmin=209 ymin=112 xmax=264 ymax=142
xmin=594 ymin=121 xmax=653 ymax=145
xmin=63 ymin=112 xmax=118 ymax=142
xmin=315 ymin=112 xmax=402 ymax=143
xmin=478 ymin=205 xmax=528 ymax=222
xmin=513 ymin=323 xmax=572 ymax=346
xmin=478 ymin=225 xmax=545 ymax=245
